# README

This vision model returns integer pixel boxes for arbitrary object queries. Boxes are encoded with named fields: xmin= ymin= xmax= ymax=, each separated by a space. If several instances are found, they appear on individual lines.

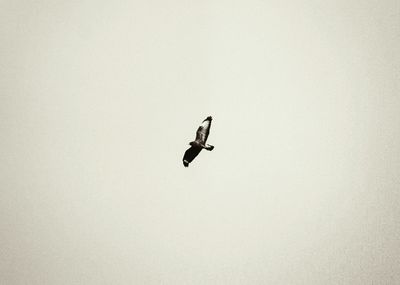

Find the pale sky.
xmin=1 ymin=1 xmax=399 ymax=284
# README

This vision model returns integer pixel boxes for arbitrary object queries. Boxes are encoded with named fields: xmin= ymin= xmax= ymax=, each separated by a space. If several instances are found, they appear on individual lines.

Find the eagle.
xmin=183 ymin=116 xmax=214 ymax=167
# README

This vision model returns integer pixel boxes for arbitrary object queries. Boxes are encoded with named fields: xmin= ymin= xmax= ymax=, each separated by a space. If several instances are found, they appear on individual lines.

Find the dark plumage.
xmin=183 ymin=116 xmax=214 ymax=167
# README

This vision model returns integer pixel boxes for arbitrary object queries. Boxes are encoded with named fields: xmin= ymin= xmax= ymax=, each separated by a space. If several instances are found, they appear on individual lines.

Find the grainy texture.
xmin=0 ymin=0 xmax=399 ymax=284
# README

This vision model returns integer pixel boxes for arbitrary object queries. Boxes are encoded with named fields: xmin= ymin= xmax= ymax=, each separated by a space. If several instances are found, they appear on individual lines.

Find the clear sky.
xmin=1 ymin=0 xmax=399 ymax=284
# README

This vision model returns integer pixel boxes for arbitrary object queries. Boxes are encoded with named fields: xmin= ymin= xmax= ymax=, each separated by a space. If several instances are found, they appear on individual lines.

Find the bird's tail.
xmin=205 ymin=145 xmax=214 ymax=151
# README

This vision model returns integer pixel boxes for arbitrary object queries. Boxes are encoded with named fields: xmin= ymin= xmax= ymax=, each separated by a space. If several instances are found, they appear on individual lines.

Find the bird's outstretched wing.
xmin=183 ymin=146 xmax=202 ymax=167
xmin=195 ymin=116 xmax=212 ymax=144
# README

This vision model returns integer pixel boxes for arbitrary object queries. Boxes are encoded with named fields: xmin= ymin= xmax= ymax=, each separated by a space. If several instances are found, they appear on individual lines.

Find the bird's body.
xmin=183 ymin=116 xmax=214 ymax=167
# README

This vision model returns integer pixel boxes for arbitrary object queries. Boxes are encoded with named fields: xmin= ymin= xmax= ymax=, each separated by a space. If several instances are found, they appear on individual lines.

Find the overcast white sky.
xmin=1 ymin=0 xmax=399 ymax=284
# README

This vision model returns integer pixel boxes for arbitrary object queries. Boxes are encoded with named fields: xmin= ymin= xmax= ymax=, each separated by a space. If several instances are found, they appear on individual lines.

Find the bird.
xmin=183 ymin=116 xmax=214 ymax=167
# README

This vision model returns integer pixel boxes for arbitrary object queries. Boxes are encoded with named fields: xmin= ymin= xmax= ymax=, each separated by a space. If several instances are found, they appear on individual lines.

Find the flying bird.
xmin=183 ymin=116 xmax=214 ymax=167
